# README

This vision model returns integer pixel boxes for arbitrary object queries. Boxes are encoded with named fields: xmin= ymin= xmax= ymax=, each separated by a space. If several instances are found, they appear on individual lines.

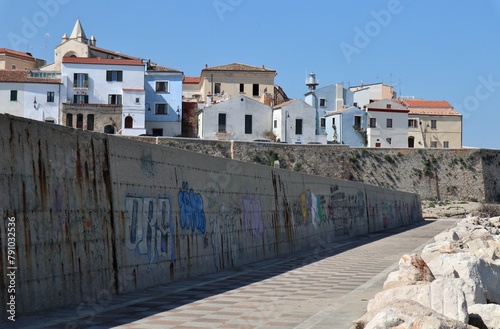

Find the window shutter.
xmin=106 ymin=71 xmax=112 ymax=81
xmin=117 ymin=71 xmax=123 ymax=81
xmin=73 ymin=73 xmax=77 ymax=87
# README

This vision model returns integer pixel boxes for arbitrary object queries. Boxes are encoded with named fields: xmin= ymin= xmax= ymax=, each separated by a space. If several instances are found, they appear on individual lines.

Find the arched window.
xmin=76 ymin=114 xmax=83 ymax=129
xmin=125 ymin=116 xmax=133 ymax=129
xmin=408 ymin=136 xmax=415 ymax=148
xmin=104 ymin=125 xmax=115 ymax=134
xmin=87 ymin=114 xmax=94 ymax=131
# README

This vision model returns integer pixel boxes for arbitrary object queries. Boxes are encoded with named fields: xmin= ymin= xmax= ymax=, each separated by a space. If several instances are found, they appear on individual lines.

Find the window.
xmin=108 ymin=94 xmax=122 ymax=105
xmin=73 ymin=73 xmax=89 ymax=88
xmin=386 ymin=118 xmax=393 ymax=128
xmin=430 ymin=141 xmax=438 ymax=148
xmin=320 ymin=117 xmax=326 ymax=128
xmin=73 ymin=95 xmax=89 ymax=104
xmin=408 ymin=119 xmax=418 ymax=128
xmin=156 ymin=81 xmax=169 ymax=93
xmin=87 ymin=114 xmax=94 ymax=131
xmin=443 ymin=141 xmax=449 ymax=148
xmin=273 ymin=120 xmax=277 ymax=128
xmin=155 ymin=103 xmax=168 ymax=115
xmin=239 ymin=84 xmax=245 ymax=93
xmin=218 ymin=113 xmax=226 ymax=132
xmin=106 ymin=70 xmax=123 ymax=82
xmin=408 ymin=136 xmax=415 ymax=148
xmin=135 ymin=97 xmax=140 ymax=104
xmin=76 ymin=114 xmax=83 ymax=129
xmin=295 ymin=119 xmax=303 ymax=135
xmin=66 ymin=113 xmax=73 ymax=127
xmin=431 ymin=120 xmax=437 ymax=129
xmin=11 ymin=65 xmax=16 ymax=70
xmin=152 ymin=128 xmax=163 ymax=136
xmin=245 ymin=115 xmax=252 ymax=134
xmin=214 ymin=83 xmax=221 ymax=94
xmin=124 ymin=116 xmax=133 ymax=129
xmin=354 ymin=116 xmax=362 ymax=129
xmin=104 ymin=125 xmax=115 ymax=134
xmin=332 ymin=117 xmax=336 ymax=127
xmin=10 ymin=90 xmax=17 ymax=101
xmin=386 ymin=104 xmax=392 ymax=109
xmin=47 ymin=91 xmax=55 ymax=102
xmin=252 ymin=84 xmax=259 ymax=96
xmin=369 ymin=118 xmax=377 ymax=128
xmin=319 ymin=98 xmax=326 ymax=107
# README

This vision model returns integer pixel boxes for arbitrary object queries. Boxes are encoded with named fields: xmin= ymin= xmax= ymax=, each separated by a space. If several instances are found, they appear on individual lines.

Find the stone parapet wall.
xmin=127 ymin=136 xmax=500 ymax=203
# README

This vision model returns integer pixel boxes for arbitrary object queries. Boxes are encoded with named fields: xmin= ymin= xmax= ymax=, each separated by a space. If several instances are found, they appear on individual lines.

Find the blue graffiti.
xmin=125 ymin=196 xmax=175 ymax=271
xmin=178 ymin=182 xmax=206 ymax=234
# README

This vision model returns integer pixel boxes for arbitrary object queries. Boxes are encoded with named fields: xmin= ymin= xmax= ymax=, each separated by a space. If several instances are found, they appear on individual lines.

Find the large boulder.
xmin=383 ymin=254 xmax=434 ymax=290
xmin=468 ymin=304 xmax=500 ymax=329
xmin=428 ymin=252 xmax=500 ymax=304
xmin=421 ymin=241 xmax=460 ymax=264
xmin=368 ymin=278 xmax=469 ymax=323
xmin=351 ymin=300 xmax=474 ymax=329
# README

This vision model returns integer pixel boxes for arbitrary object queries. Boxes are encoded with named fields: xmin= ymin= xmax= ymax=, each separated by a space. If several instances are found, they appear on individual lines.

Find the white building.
xmin=365 ymin=99 xmax=409 ymax=148
xmin=61 ymin=57 xmax=146 ymax=135
xmin=273 ymin=99 xmax=324 ymax=144
xmin=0 ymin=70 xmax=61 ymax=123
xmin=349 ymin=82 xmax=395 ymax=108
xmin=197 ymin=96 xmax=272 ymax=141
xmin=325 ymin=106 xmax=366 ymax=146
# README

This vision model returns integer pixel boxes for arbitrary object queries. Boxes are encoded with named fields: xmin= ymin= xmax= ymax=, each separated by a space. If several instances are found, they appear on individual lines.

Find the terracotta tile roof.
xmin=62 ymin=57 xmax=144 ymax=66
xmin=183 ymin=76 xmax=200 ymax=84
xmin=0 ymin=48 xmax=35 ymax=61
xmin=402 ymin=99 xmax=453 ymax=108
xmin=203 ymin=62 xmax=276 ymax=72
xmin=0 ymin=70 xmax=60 ymax=84
xmin=401 ymin=99 xmax=462 ymax=116
xmin=147 ymin=64 xmax=182 ymax=73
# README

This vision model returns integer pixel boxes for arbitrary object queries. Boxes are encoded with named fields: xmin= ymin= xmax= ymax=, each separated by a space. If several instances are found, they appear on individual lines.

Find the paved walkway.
xmin=4 ymin=219 xmax=458 ymax=329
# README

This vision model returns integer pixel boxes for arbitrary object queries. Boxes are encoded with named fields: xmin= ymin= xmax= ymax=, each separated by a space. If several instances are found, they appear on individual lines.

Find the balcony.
xmin=63 ymin=103 xmax=123 ymax=114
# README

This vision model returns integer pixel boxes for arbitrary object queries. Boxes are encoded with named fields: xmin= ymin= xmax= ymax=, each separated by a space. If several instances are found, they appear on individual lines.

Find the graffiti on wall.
xmin=125 ymin=196 xmax=175 ymax=271
xmin=298 ymin=189 xmax=324 ymax=227
xmin=178 ymin=182 xmax=206 ymax=234
xmin=241 ymin=195 xmax=264 ymax=238
xmin=208 ymin=204 xmax=238 ymax=270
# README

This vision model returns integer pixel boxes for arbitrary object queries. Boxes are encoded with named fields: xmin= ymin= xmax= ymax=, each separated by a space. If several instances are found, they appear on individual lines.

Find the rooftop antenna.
xmin=44 ymin=33 xmax=50 ymax=62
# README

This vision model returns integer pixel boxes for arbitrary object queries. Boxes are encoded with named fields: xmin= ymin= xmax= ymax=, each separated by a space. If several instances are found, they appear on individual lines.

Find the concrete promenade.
xmin=4 ymin=218 xmax=457 ymax=329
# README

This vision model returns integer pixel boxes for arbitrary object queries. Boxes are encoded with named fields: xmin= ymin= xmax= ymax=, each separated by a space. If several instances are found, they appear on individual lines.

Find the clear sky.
xmin=1 ymin=0 xmax=499 ymax=149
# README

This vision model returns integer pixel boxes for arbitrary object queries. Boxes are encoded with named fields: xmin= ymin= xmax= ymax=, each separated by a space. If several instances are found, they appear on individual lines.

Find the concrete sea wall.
xmin=0 ymin=114 xmax=422 ymax=318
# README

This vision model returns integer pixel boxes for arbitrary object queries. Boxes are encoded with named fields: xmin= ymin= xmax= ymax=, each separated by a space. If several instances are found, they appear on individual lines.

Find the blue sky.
xmin=1 ymin=0 xmax=499 ymax=148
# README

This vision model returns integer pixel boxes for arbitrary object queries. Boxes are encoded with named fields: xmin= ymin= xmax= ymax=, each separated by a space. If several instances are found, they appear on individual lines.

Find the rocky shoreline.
xmin=351 ymin=204 xmax=500 ymax=329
